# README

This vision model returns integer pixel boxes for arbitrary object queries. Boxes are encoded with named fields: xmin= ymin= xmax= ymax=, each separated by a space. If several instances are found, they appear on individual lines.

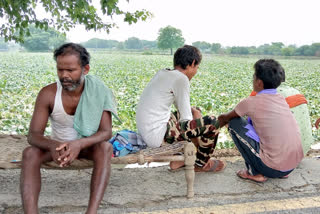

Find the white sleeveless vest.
xmin=49 ymin=81 xmax=79 ymax=141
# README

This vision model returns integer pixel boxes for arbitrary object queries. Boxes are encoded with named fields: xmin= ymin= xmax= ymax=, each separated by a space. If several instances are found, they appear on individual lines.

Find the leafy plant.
xmin=1 ymin=52 xmax=320 ymax=147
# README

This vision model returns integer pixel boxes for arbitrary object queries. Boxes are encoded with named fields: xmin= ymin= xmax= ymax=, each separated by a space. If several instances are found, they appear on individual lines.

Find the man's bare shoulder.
xmin=39 ymin=83 xmax=57 ymax=95
xmin=36 ymin=83 xmax=57 ymax=106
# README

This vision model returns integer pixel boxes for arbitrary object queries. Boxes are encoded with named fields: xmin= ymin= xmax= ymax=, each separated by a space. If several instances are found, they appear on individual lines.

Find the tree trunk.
xmin=170 ymin=48 xmax=173 ymax=55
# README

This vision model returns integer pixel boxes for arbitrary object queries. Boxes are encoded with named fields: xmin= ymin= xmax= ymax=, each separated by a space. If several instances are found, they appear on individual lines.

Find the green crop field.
xmin=0 ymin=52 xmax=320 ymax=148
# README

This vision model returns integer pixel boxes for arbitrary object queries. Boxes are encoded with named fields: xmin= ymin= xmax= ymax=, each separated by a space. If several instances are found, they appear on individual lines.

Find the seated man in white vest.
xmin=20 ymin=43 xmax=119 ymax=214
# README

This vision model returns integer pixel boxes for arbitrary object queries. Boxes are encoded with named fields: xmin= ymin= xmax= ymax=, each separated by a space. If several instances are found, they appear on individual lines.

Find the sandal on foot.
xmin=195 ymin=159 xmax=226 ymax=173
xmin=279 ymin=174 xmax=289 ymax=179
xmin=236 ymin=169 xmax=267 ymax=183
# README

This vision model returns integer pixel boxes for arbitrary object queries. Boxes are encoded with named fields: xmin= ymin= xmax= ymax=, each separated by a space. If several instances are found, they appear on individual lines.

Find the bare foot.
xmin=169 ymin=161 xmax=185 ymax=170
xmin=195 ymin=159 xmax=226 ymax=172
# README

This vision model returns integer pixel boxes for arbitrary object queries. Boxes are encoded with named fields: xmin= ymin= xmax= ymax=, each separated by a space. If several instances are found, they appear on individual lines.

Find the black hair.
xmin=254 ymin=59 xmax=284 ymax=89
xmin=174 ymin=45 xmax=202 ymax=69
xmin=54 ymin=43 xmax=90 ymax=67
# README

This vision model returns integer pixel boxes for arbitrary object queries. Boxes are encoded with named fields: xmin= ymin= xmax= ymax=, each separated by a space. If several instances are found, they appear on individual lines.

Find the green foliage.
xmin=256 ymin=44 xmax=272 ymax=55
xmin=269 ymin=42 xmax=284 ymax=55
xmin=142 ymin=51 xmax=153 ymax=55
xmin=117 ymin=42 xmax=124 ymax=50
xmin=192 ymin=41 xmax=211 ymax=52
xmin=229 ymin=46 xmax=249 ymax=55
xmin=157 ymin=26 xmax=185 ymax=55
xmin=125 ymin=37 xmax=142 ymax=49
xmin=82 ymin=38 xmax=119 ymax=49
xmin=141 ymin=40 xmax=157 ymax=49
xmin=225 ymin=43 xmax=286 ymax=56
xmin=211 ymin=43 xmax=221 ymax=53
xmin=0 ymin=52 xmax=55 ymax=134
xmin=281 ymin=47 xmax=295 ymax=56
xmin=283 ymin=43 xmax=320 ymax=57
xmin=81 ymin=38 xmax=157 ymax=50
xmin=217 ymin=140 xmax=236 ymax=149
xmin=0 ymin=0 xmax=152 ymax=43
xmin=208 ymin=42 xmax=320 ymax=57
xmin=247 ymin=46 xmax=258 ymax=55
xmin=311 ymin=43 xmax=320 ymax=57
xmin=0 ymin=37 xmax=8 ymax=50
xmin=1 ymin=53 xmax=320 ymax=145
xmin=20 ymin=25 xmax=66 ymax=51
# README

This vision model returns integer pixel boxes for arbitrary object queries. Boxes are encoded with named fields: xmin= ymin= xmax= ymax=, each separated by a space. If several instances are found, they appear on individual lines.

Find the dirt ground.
xmin=0 ymin=134 xmax=319 ymax=213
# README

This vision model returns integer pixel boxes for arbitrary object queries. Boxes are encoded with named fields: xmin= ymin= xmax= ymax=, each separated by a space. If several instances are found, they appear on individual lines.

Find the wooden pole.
xmin=184 ymin=142 xmax=196 ymax=198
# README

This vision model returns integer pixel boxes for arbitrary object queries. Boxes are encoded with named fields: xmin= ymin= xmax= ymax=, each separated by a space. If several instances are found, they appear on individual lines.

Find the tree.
xmin=230 ymin=46 xmax=249 ymax=55
xmin=296 ymin=45 xmax=314 ymax=56
xmin=157 ymin=26 xmax=185 ymax=55
xmin=248 ymin=46 xmax=257 ymax=55
xmin=269 ymin=42 xmax=284 ymax=55
xmin=82 ymin=38 xmax=119 ymax=49
xmin=21 ymin=25 xmax=66 ymax=51
xmin=211 ymin=43 xmax=221 ymax=53
xmin=257 ymin=44 xmax=272 ymax=55
xmin=271 ymin=42 xmax=284 ymax=49
xmin=117 ymin=42 xmax=124 ymax=50
xmin=281 ymin=47 xmax=295 ymax=56
xmin=311 ymin=43 xmax=320 ymax=57
xmin=124 ymin=37 xmax=142 ymax=49
xmin=0 ymin=0 xmax=152 ymax=43
xmin=141 ymin=40 xmax=157 ymax=49
xmin=192 ymin=41 xmax=211 ymax=51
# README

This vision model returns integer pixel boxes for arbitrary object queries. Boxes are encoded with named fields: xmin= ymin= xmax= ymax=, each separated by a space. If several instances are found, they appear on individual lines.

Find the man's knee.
xmin=22 ymin=146 xmax=42 ymax=162
xmin=103 ymin=141 xmax=113 ymax=156
xmin=92 ymin=141 xmax=113 ymax=159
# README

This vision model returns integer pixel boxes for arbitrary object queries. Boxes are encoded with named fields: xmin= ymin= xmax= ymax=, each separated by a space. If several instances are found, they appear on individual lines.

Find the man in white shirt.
xmin=136 ymin=45 xmax=225 ymax=172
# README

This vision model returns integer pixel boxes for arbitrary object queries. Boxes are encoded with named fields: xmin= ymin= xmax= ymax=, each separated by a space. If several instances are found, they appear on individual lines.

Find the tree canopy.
xmin=82 ymin=38 xmax=119 ymax=49
xmin=192 ymin=41 xmax=211 ymax=52
xmin=0 ymin=0 xmax=152 ymax=43
xmin=20 ymin=25 xmax=66 ymax=51
xmin=125 ymin=37 xmax=142 ymax=49
xmin=211 ymin=43 xmax=221 ymax=53
xmin=157 ymin=25 xmax=185 ymax=55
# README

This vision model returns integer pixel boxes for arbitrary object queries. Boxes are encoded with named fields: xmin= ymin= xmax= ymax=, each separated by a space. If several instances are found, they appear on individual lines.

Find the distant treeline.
xmin=1 ymin=34 xmax=320 ymax=57
xmin=81 ymin=37 xmax=157 ymax=50
xmin=81 ymin=38 xmax=320 ymax=57
xmin=222 ymin=43 xmax=320 ymax=57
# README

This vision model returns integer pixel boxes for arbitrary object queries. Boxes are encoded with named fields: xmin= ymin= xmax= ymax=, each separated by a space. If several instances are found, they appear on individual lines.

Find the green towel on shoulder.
xmin=74 ymin=75 xmax=121 ymax=137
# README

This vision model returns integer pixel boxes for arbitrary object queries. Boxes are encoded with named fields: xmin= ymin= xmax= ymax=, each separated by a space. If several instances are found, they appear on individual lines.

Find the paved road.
xmin=0 ymin=157 xmax=319 ymax=214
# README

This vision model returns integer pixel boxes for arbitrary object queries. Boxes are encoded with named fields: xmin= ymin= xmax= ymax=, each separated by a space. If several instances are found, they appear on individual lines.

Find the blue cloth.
xmin=113 ymin=141 xmax=133 ymax=151
xmin=110 ymin=130 xmax=147 ymax=157
xmin=73 ymin=75 xmax=121 ymax=137
xmin=257 ymin=89 xmax=277 ymax=95
xmin=245 ymin=89 xmax=277 ymax=142
xmin=119 ymin=148 xmax=131 ymax=157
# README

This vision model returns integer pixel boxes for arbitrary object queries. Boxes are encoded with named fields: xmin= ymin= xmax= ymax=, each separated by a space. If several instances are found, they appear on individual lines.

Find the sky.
xmin=22 ymin=0 xmax=320 ymax=47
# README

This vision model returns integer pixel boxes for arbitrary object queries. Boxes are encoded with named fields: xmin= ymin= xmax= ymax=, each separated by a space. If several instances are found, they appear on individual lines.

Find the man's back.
xmin=136 ymin=69 xmax=192 ymax=148
xmin=235 ymin=93 xmax=304 ymax=171
xmin=278 ymin=85 xmax=313 ymax=155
